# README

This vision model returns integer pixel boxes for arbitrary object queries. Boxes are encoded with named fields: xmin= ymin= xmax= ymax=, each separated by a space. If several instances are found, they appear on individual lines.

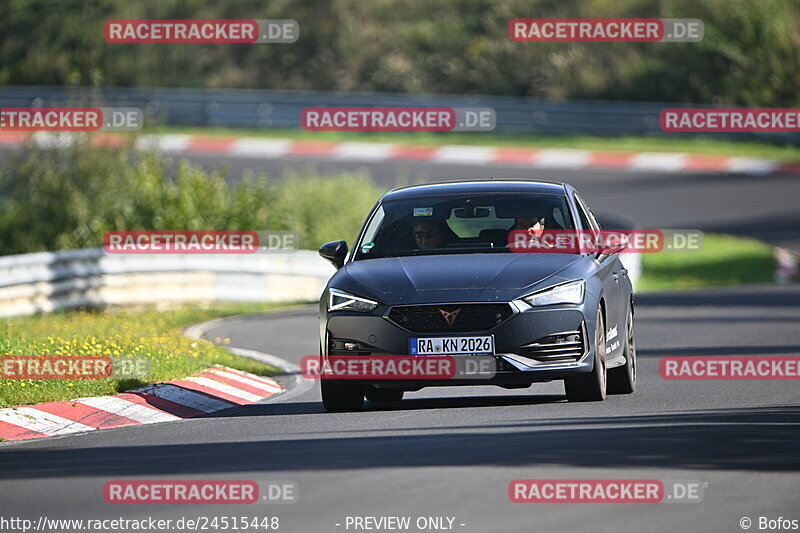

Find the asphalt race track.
xmin=1 ymin=286 xmax=799 ymax=532
xmin=1 ymin=150 xmax=799 ymax=532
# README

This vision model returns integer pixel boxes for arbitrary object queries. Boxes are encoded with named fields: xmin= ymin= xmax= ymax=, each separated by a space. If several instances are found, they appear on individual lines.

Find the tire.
xmin=321 ymin=379 xmax=364 ymax=412
xmin=565 ymin=307 xmax=607 ymax=402
xmin=365 ymin=387 xmax=404 ymax=402
xmin=608 ymin=306 xmax=636 ymax=394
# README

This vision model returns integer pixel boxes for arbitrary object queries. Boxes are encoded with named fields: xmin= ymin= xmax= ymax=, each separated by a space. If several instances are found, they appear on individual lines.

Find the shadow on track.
xmin=2 ymin=405 xmax=799 ymax=479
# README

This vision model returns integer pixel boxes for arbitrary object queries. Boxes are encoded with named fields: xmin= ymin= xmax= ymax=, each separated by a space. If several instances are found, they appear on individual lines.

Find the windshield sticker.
xmin=361 ymin=242 xmax=375 ymax=253
xmin=413 ymin=207 xmax=434 ymax=216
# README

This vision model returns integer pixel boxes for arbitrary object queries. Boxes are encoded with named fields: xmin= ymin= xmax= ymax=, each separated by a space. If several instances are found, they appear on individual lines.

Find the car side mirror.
xmin=319 ymin=240 xmax=348 ymax=269
xmin=594 ymin=231 xmax=629 ymax=261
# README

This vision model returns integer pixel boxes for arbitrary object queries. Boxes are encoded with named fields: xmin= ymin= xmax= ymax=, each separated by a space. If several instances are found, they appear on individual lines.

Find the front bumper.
xmin=323 ymin=302 xmax=593 ymax=388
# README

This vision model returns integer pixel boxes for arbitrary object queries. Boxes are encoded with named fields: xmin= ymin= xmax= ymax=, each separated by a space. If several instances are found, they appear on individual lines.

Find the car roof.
xmin=381 ymin=179 xmax=568 ymax=201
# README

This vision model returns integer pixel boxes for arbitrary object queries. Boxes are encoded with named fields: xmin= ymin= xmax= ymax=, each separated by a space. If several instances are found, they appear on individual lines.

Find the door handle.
xmin=613 ymin=272 xmax=620 ymax=281
xmin=620 ymin=268 xmax=628 ymax=277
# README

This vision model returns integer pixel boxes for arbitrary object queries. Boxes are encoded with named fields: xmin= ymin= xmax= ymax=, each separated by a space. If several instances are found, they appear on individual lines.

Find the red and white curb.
xmin=1 ymin=132 xmax=798 ymax=176
xmin=0 ymin=365 xmax=282 ymax=443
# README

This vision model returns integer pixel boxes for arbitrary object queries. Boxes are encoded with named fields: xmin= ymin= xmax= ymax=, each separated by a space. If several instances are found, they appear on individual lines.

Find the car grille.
xmin=512 ymin=326 xmax=585 ymax=363
xmin=387 ymin=303 xmax=513 ymax=333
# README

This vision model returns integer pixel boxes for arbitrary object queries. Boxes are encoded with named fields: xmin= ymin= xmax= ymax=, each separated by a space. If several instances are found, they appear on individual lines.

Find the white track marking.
xmin=76 ymin=396 xmax=180 ymax=423
xmin=333 ymin=142 xmax=393 ymax=161
xmin=728 ymin=157 xmax=779 ymax=175
xmin=230 ymin=138 xmax=292 ymax=158
xmin=206 ymin=369 xmax=282 ymax=394
xmin=0 ymin=407 xmax=96 ymax=436
xmin=533 ymin=149 xmax=591 ymax=168
xmin=629 ymin=152 xmax=688 ymax=172
xmin=134 ymin=134 xmax=192 ymax=153
xmin=433 ymin=146 xmax=494 ymax=164
xmin=184 ymin=376 xmax=263 ymax=402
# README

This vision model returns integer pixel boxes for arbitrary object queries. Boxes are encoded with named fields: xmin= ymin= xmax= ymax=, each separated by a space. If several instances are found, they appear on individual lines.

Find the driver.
xmin=414 ymin=219 xmax=446 ymax=249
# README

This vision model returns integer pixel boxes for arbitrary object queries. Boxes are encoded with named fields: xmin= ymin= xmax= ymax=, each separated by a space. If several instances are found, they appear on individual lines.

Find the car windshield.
xmin=354 ymin=192 xmax=576 ymax=259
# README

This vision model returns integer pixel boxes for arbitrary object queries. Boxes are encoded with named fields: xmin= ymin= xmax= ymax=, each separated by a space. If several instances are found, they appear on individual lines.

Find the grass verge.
xmin=637 ymin=234 xmax=776 ymax=292
xmin=155 ymin=126 xmax=800 ymax=163
xmin=0 ymin=302 xmax=302 ymax=408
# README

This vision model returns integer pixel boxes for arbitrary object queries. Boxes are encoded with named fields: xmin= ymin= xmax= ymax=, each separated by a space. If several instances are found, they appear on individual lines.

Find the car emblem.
xmin=439 ymin=307 xmax=462 ymax=326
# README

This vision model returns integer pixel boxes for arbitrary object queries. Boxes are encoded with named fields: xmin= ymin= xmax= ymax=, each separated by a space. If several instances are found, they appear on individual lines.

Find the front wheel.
xmin=608 ymin=306 xmax=636 ymax=394
xmin=321 ymin=379 xmax=364 ymax=412
xmin=565 ymin=308 xmax=607 ymax=402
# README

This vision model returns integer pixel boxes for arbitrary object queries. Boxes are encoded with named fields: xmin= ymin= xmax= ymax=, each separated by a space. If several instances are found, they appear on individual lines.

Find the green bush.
xmin=0 ymin=135 xmax=381 ymax=254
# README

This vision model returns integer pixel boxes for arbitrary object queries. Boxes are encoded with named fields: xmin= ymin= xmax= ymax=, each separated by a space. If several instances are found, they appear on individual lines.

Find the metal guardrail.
xmin=0 ymin=246 xmax=640 ymax=318
xmin=0 ymin=85 xmax=795 ymax=141
xmin=0 ymin=248 xmax=335 ymax=318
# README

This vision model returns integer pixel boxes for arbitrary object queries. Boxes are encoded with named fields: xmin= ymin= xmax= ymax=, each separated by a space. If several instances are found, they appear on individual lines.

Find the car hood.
xmin=341 ymin=253 xmax=582 ymax=298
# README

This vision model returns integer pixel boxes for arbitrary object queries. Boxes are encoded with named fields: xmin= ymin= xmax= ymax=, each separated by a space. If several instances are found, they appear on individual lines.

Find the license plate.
xmin=409 ymin=336 xmax=494 ymax=356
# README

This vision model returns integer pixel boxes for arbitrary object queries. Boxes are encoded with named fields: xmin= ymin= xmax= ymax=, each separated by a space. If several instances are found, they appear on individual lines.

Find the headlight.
xmin=328 ymin=288 xmax=379 ymax=312
xmin=522 ymin=280 xmax=585 ymax=306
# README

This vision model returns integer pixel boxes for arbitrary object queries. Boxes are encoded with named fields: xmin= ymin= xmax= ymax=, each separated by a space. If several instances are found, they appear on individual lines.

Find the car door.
xmin=573 ymin=193 xmax=624 ymax=358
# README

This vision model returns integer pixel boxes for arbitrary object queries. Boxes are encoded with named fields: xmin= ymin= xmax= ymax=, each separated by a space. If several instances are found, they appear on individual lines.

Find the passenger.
xmin=513 ymin=216 xmax=546 ymax=238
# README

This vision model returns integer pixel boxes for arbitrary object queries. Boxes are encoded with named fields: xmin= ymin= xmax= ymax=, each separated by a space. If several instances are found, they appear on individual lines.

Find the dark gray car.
xmin=318 ymin=180 xmax=636 ymax=411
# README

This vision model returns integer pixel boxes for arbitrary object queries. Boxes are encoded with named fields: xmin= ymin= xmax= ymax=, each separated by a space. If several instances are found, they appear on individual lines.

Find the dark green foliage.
xmin=0 ymin=135 xmax=381 ymax=254
xmin=1 ymin=0 xmax=798 ymax=105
